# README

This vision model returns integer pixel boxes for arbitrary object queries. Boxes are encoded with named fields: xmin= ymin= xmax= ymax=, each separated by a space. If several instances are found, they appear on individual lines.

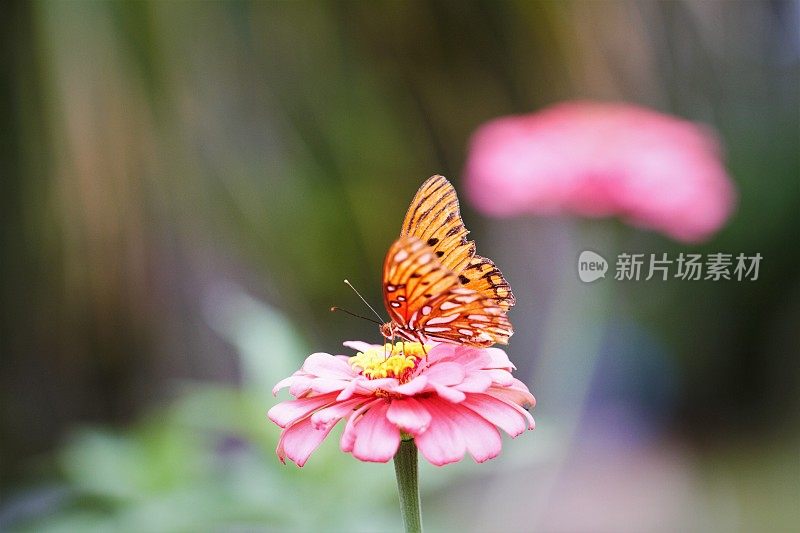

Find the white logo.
xmin=578 ymin=251 xmax=608 ymax=282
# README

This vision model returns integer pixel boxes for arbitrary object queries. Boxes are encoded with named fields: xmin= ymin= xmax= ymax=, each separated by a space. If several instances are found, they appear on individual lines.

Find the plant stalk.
xmin=393 ymin=438 xmax=422 ymax=533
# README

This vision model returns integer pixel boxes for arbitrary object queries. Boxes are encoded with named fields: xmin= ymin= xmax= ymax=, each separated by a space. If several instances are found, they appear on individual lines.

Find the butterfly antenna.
xmin=343 ymin=279 xmax=385 ymax=322
xmin=330 ymin=306 xmax=382 ymax=325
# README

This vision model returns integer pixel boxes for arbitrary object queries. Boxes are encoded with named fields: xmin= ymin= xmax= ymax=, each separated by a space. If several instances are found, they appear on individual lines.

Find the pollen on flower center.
xmin=349 ymin=343 xmax=429 ymax=382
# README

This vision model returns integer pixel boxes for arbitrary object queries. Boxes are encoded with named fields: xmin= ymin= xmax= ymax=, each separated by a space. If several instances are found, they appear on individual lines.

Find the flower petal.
xmin=336 ymin=379 xmax=360 ymax=401
xmin=482 ymin=347 xmax=516 ymax=370
xmin=270 ymin=341 xmax=535 ymax=467
xmin=341 ymin=399 xmax=381 ymax=453
xmin=424 ymin=361 xmax=466 ymax=386
xmin=357 ymin=377 xmax=400 ymax=392
xmin=343 ymin=340 xmax=380 ymax=353
xmin=456 ymin=351 xmax=495 ymax=371
xmin=272 ymin=374 xmax=311 ymax=396
xmin=432 ymin=383 xmax=467 ymax=403
xmin=414 ymin=400 xmax=466 ymax=466
xmin=441 ymin=400 xmax=503 ymax=463
xmin=306 ymin=377 xmax=351 ymax=395
xmin=276 ymin=414 xmax=339 ymax=467
xmin=310 ymin=397 xmax=365 ymax=431
xmin=351 ymin=401 xmax=401 ymax=462
xmin=392 ymin=375 xmax=428 ymax=396
xmin=268 ymin=392 xmax=338 ymax=428
xmin=425 ymin=343 xmax=460 ymax=363
xmin=488 ymin=382 xmax=536 ymax=410
xmin=287 ymin=378 xmax=315 ymax=397
xmin=302 ymin=352 xmax=357 ymax=379
xmin=487 ymin=369 xmax=515 ymax=387
xmin=464 ymin=103 xmax=735 ymax=242
xmin=461 ymin=393 xmax=532 ymax=436
xmin=386 ymin=397 xmax=432 ymax=434
xmin=454 ymin=371 xmax=493 ymax=393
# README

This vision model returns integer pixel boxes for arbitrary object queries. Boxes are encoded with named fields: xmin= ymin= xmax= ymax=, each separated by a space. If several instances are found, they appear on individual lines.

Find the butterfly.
xmin=378 ymin=175 xmax=515 ymax=347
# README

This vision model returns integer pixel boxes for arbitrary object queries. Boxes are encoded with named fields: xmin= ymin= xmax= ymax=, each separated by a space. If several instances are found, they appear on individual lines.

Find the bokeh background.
xmin=2 ymin=1 xmax=798 ymax=531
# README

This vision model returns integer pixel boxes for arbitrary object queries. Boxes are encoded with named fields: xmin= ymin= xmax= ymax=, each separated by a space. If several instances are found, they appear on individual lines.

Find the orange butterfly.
xmin=378 ymin=175 xmax=515 ymax=347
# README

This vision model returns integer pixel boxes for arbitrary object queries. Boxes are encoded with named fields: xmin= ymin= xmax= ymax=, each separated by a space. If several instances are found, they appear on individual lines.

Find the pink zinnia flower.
xmin=268 ymin=342 xmax=535 ymax=467
xmin=464 ymin=101 xmax=736 ymax=242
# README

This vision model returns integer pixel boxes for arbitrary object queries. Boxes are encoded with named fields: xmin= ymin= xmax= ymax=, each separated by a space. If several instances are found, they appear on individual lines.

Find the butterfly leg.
xmin=385 ymin=335 xmax=398 ymax=360
xmin=414 ymin=333 xmax=429 ymax=358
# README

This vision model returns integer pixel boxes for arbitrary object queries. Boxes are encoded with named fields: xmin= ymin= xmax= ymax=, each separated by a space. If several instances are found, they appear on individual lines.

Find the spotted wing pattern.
xmin=459 ymin=255 xmax=516 ymax=311
xmin=400 ymin=175 xmax=475 ymax=276
xmin=399 ymin=175 xmax=515 ymax=311
xmin=382 ymin=236 xmax=513 ymax=347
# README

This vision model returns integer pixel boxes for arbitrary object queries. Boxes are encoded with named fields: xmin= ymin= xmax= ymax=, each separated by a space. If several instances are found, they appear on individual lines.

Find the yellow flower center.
xmin=349 ymin=343 xmax=430 ymax=382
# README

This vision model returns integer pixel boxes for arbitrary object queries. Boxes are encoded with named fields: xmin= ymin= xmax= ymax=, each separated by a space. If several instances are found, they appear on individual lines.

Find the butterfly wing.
xmin=420 ymin=287 xmax=513 ymax=346
xmin=400 ymin=175 xmax=515 ymax=311
xmin=382 ymin=236 xmax=513 ymax=346
xmin=382 ymin=236 xmax=457 ymax=327
xmin=400 ymin=175 xmax=475 ymax=275
xmin=458 ymin=255 xmax=516 ymax=311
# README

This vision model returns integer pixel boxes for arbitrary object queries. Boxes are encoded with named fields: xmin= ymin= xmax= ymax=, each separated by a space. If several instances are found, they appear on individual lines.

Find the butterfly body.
xmin=380 ymin=176 xmax=515 ymax=348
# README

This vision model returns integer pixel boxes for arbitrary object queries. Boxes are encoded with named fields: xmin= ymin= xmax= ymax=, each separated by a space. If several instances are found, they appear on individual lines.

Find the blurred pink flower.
xmin=464 ymin=101 xmax=736 ymax=242
xmin=268 ymin=341 xmax=534 ymax=467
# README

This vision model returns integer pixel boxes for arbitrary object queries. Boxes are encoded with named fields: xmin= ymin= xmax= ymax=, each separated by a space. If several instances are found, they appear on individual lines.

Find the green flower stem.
xmin=393 ymin=438 xmax=422 ymax=533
